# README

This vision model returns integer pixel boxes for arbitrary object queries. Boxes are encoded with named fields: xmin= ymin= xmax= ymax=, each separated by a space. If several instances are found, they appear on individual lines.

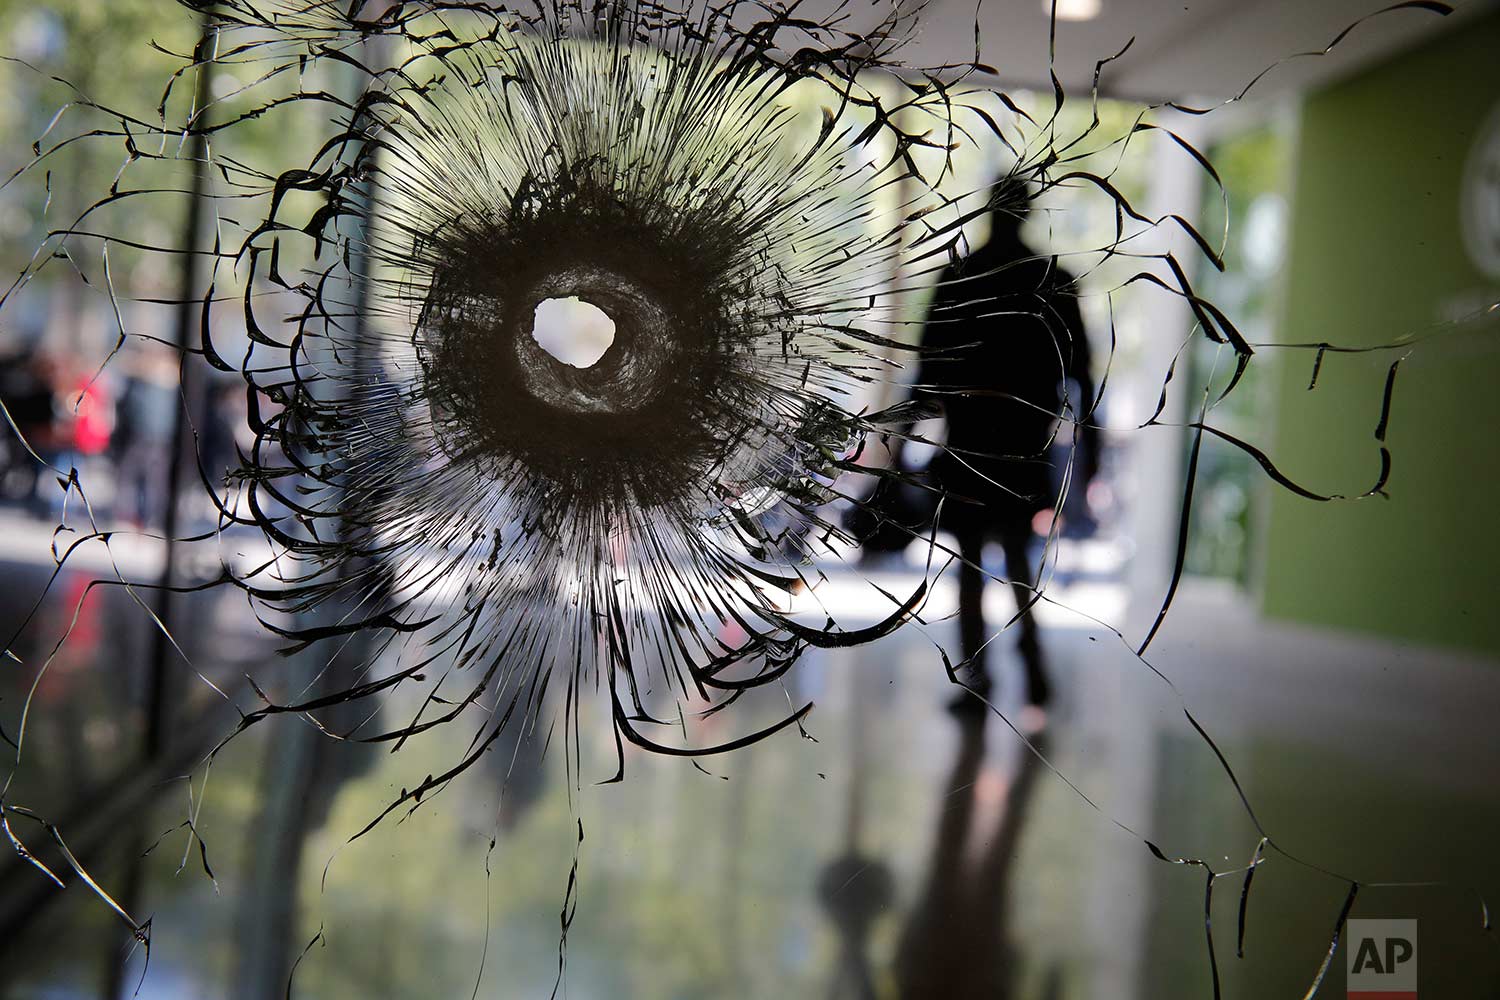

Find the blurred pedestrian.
xmin=0 ymin=348 xmax=58 ymax=509
xmin=111 ymin=344 xmax=179 ymax=529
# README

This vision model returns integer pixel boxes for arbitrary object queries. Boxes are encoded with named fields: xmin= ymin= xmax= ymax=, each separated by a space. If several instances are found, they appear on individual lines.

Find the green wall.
xmin=1260 ymin=10 xmax=1500 ymax=655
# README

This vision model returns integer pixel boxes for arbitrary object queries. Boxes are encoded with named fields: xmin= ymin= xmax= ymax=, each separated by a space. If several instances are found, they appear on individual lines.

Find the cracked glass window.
xmin=0 ymin=1 xmax=1497 ymax=998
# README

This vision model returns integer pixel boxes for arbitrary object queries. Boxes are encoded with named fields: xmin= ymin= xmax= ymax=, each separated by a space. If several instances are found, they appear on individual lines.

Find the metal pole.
xmin=144 ymin=12 xmax=216 ymax=760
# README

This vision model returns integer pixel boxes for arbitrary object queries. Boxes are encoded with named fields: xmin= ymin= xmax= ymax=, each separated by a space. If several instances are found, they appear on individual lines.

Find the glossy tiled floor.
xmin=2 ymin=521 xmax=1498 ymax=999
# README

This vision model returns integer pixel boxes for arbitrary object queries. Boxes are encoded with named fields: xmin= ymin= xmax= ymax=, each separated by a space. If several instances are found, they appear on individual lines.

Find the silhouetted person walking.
xmin=909 ymin=183 xmax=1098 ymax=710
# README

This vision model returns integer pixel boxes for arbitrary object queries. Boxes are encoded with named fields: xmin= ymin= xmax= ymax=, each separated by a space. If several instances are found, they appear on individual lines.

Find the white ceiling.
xmin=841 ymin=0 xmax=1499 ymax=102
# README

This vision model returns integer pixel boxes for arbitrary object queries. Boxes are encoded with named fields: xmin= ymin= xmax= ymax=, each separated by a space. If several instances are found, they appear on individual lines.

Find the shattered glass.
xmin=0 ymin=0 xmax=1496 ymax=996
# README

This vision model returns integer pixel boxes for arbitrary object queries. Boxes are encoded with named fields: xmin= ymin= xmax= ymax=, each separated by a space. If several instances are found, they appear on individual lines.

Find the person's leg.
xmin=999 ymin=524 xmax=1050 ymax=707
xmin=955 ymin=526 xmax=991 ymax=695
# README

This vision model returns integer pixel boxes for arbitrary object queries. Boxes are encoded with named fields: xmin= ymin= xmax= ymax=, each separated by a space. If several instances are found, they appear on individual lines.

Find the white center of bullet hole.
xmin=531 ymin=296 xmax=616 ymax=369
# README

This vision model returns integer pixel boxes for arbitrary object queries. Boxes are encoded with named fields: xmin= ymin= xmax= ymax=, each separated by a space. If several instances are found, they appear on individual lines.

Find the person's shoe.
xmin=1017 ymin=703 xmax=1049 ymax=735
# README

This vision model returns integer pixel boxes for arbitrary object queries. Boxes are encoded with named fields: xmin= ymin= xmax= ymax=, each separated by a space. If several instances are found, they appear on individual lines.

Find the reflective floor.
xmin=2 ymin=512 xmax=1498 ymax=999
